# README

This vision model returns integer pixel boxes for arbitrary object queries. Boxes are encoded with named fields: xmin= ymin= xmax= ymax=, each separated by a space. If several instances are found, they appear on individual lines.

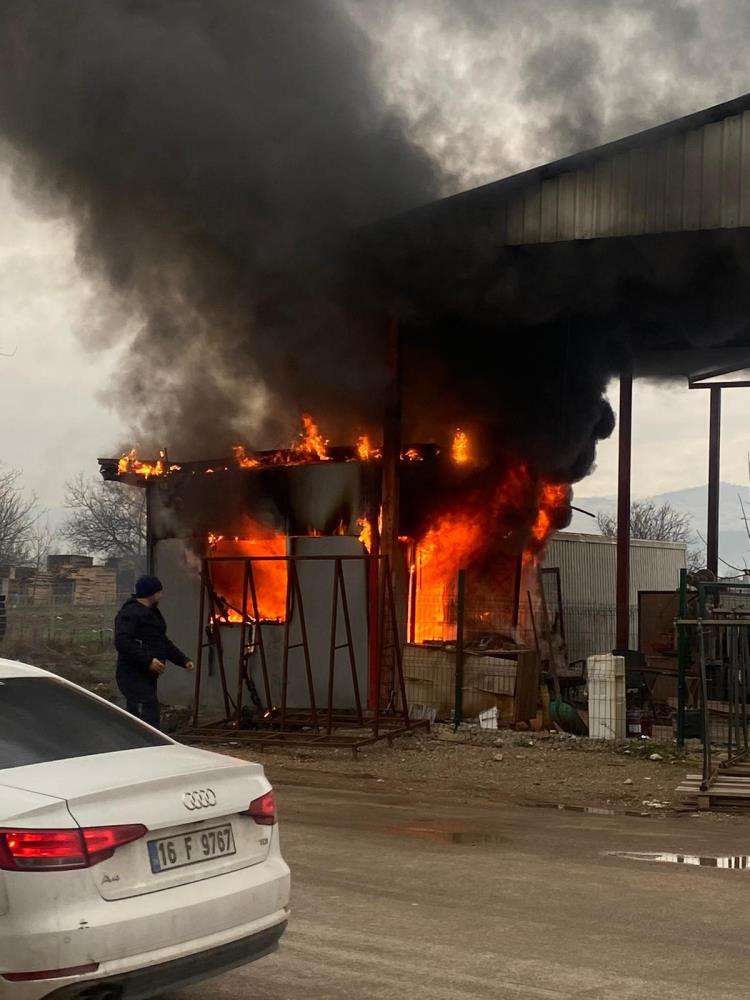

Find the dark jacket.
xmin=115 ymin=597 xmax=189 ymax=679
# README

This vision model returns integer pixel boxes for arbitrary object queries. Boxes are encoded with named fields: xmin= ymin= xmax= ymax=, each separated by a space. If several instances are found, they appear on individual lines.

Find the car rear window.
xmin=0 ymin=676 xmax=170 ymax=769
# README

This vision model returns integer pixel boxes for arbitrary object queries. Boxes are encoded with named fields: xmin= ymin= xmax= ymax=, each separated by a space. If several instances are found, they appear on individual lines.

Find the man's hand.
xmin=184 ymin=660 xmax=195 ymax=672
xmin=149 ymin=658 xmax=166 ymax=675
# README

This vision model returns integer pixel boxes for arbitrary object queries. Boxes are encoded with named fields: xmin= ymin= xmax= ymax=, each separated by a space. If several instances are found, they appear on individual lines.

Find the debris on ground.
xmin=208 ymin=725 xmax=705 ymax=816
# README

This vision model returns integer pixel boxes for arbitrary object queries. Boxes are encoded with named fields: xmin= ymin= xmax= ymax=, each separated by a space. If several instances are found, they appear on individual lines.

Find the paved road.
xmin=176 ymin=782 xmax=750 ymax=1000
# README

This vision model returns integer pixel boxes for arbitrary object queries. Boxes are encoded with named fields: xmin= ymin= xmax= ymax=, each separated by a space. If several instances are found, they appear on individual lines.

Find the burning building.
xmin=100 ymin=416 xmax=570 ymax=717
xmin=6 ymin=5 xmax=750 ymax=727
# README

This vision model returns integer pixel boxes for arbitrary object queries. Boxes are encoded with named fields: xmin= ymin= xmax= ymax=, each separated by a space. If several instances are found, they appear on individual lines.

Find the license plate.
xmin=147 ymin=824 xmax=236 ymax=874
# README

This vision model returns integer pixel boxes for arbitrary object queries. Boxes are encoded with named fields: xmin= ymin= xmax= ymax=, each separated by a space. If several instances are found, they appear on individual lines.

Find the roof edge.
xmin=373 ymin=91 xmax=750 ymax=229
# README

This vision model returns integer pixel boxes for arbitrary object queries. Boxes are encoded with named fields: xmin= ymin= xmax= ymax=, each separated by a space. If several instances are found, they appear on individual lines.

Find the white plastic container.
xmin=587 ymin=654 xmax=626 ymax=740
xmin=479 ymin=707 xmax=499 ymax=730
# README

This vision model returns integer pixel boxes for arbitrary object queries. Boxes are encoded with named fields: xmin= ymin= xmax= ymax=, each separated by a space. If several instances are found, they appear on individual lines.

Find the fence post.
xmin=677 ymin=567 xmax=688 ymax=747
xmin=454 ymin=569 xmax=466 ymax=730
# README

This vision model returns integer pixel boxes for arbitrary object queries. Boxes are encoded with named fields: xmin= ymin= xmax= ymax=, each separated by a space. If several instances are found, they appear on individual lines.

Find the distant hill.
xmin=568 ymin=481 xmax=750 ymax=572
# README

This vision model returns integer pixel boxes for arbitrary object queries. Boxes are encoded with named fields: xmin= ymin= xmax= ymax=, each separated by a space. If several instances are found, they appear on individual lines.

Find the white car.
xmin=0 ymin=658 xmax=290 ymax=999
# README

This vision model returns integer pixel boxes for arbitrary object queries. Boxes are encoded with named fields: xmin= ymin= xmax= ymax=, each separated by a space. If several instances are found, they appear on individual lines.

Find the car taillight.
xmin=82 ymin=825 xmax=147 ymax=865
xmin=248 ymin=791 xmax=277 ymax=826
xmin=0 ymin=825 xmax=147 ymax=872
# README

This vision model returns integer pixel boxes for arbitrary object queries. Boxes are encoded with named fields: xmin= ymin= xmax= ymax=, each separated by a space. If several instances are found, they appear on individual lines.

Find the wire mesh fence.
xmin=0 ymin=600 xmax=126 ymax=692
xmin=398 ymin=583 xmax=641 ymax=724
xmin=2 ymin=602 xmax=122 ymax=648
xmin=0 ymin=570 xmax=647 ymax=732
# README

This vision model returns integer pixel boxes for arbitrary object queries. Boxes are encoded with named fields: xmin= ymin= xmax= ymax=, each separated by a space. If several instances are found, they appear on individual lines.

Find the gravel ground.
xmin=201 ymin=725 xmax=721 ymax=819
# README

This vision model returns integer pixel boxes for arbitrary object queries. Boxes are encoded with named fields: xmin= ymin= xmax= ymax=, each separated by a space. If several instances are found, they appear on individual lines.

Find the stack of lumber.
xmin=677 ymin=761 xmax=750 ymax=810
xmin=70 ymin=565 xmax=117 ymax=605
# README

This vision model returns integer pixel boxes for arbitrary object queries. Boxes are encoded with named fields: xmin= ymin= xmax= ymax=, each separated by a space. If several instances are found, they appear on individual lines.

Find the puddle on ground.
xmin=609 ymin=851 xmax=750 ymax=869
xmin=525 ymin=802 xmax=655 ymax=818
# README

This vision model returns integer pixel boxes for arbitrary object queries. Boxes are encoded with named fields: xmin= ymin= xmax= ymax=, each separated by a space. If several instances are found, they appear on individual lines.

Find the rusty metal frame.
xmin=187 ymin=552 xmax=421 ymax=752
xmin=677 ymin=582 xmax=750 ymax=793
xmin=181 ymin=717 xmax=428 ymax=758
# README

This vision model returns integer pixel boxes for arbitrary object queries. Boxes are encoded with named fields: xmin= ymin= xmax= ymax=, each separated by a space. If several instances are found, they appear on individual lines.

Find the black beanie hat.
xmin=135 ymin=575 xmax=163 ymax=598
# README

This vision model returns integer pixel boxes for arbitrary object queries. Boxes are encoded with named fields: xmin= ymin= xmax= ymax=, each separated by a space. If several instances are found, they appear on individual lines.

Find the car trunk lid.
xmin=3 ymin=745 xmax=274 ymax=900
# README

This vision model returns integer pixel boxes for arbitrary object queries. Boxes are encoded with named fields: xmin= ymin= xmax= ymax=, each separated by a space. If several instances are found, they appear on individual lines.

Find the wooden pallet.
xmin=677 ymin=768 xmax=750 ymax=810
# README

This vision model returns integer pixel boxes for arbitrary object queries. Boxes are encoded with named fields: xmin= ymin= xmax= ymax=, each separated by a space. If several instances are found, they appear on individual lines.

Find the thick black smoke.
xmin=2 ymin=0 xmax=750 ymax=495
xmin=0 ymin=0 xmax=441 ymax=453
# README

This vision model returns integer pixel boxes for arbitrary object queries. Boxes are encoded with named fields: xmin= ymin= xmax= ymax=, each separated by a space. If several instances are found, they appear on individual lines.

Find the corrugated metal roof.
xmin=361 ymin=92 xmax=750 ymax=357
xmin=506 ymin=107 xmax=750 ymax=244
xmin=373 ymin=92 xmax=750 ymax=249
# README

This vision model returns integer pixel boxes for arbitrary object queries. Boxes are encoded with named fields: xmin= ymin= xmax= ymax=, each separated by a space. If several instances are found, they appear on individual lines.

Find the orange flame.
xmin=233 ymin=444 xmax=260 ymax=469
xmin=356 ymin=435 xmax=373 ymax=460
xmin=408 ymin=467 xmax=569 ymax=642
xmin=357 ymin=516 xmax=372 ymax=553
xmin=208 ymin=520 xmax=288 ymax=621
xmin=412 ymin=509 xmax=485 ymax=643
xmin=118 ymin=417 xmax=451 ymax=479
xmin=293 ymin=414 xmax=330 ymax=461
xmin=451 ymin=429 xmax=471 ymax=465
xmin=117 ymin=448 xmax=175 ymax=478
xmin=531 ymin=509 xmax=551 ymax=542
xmin=531 ymin=483 xmax=570 ymax=545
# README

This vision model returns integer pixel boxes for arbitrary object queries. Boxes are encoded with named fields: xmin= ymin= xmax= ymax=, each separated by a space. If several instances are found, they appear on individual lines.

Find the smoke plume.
xmin=2 ymin=0 xmax=750 ymax=492
xmin=0 ymin=0 xmax=441 ymax=453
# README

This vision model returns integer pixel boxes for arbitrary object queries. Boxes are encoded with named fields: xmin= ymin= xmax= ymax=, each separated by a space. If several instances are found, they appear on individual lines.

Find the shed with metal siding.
xmin=543 ymin=532 xmax=686 ymax=662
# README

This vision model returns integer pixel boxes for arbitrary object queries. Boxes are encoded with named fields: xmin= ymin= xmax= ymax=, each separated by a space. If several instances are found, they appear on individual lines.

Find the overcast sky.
xmin=2 ymin=1 xmax=750 ymax=511
xmin=0 ymin=166 xmax=127 ymax=510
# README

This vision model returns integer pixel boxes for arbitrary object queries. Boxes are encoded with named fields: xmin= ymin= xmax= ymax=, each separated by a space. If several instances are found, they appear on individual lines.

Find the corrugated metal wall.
xmin=506 ymin=111 xmax=750 ymax=244
xmin=545 ymin=532 xmax=686 ymax=603
xmin=543 ymin=532 xmax=686 ymax=661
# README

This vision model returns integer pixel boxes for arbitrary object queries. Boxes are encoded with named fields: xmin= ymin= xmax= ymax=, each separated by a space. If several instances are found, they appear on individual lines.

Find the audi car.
xmin=0 ymin=658 xmax=290 ymax=999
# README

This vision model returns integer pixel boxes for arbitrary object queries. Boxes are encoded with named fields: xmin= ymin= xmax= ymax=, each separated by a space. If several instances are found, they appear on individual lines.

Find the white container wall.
xmin=587 ymin=653 xmax=626 ymax=740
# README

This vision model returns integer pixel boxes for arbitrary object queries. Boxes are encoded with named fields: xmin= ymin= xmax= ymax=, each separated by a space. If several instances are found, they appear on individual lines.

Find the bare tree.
xmin=597 ymin=499 xmax=695 ymax=543
xmin=60 ymin=475 xmax=147 ymax=569
xmin=0 ymin=467 xmax=39 ymax=565
xmin=27 ymin=519 xmax=56 ymax=601
xmin=597 ymin=499 xmax=704 ymax=571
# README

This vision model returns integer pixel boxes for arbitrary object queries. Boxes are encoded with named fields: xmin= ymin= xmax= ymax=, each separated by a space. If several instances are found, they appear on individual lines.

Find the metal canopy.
xmin=359 ymin=94 xmax=750 ymax=645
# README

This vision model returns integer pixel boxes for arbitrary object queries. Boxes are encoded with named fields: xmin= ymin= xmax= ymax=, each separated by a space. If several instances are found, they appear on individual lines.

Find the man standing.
xmin=114 ymin=575 xmax=194 ymax=730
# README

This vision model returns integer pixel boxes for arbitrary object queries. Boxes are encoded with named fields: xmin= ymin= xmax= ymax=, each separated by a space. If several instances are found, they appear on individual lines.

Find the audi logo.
xmin=182 ymin=788 xmax=217 ymax=811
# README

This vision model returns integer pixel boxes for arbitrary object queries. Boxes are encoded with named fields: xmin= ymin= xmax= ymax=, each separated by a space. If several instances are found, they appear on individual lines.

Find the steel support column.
xmin=707 ymin=386 xmax=722 ymax=578
xmin=378 ymin=316 xmax=401 ymax=705
xmin=616 ymin=374 xmax=633 ymax=651
xmin=380 ymin=317 xmax=401 ymax=570
xmin=145 ymin=481 xmax=154 ymax=575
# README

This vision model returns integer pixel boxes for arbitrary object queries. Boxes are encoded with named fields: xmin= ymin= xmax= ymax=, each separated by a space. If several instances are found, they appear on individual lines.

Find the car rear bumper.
xmin=39 ymin=920 xmax=287 ymax=999
xmin=1 ymin=849 xmax=290 ymax=1000
xmin=1 ymin=844 xmax=290 ymax=973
